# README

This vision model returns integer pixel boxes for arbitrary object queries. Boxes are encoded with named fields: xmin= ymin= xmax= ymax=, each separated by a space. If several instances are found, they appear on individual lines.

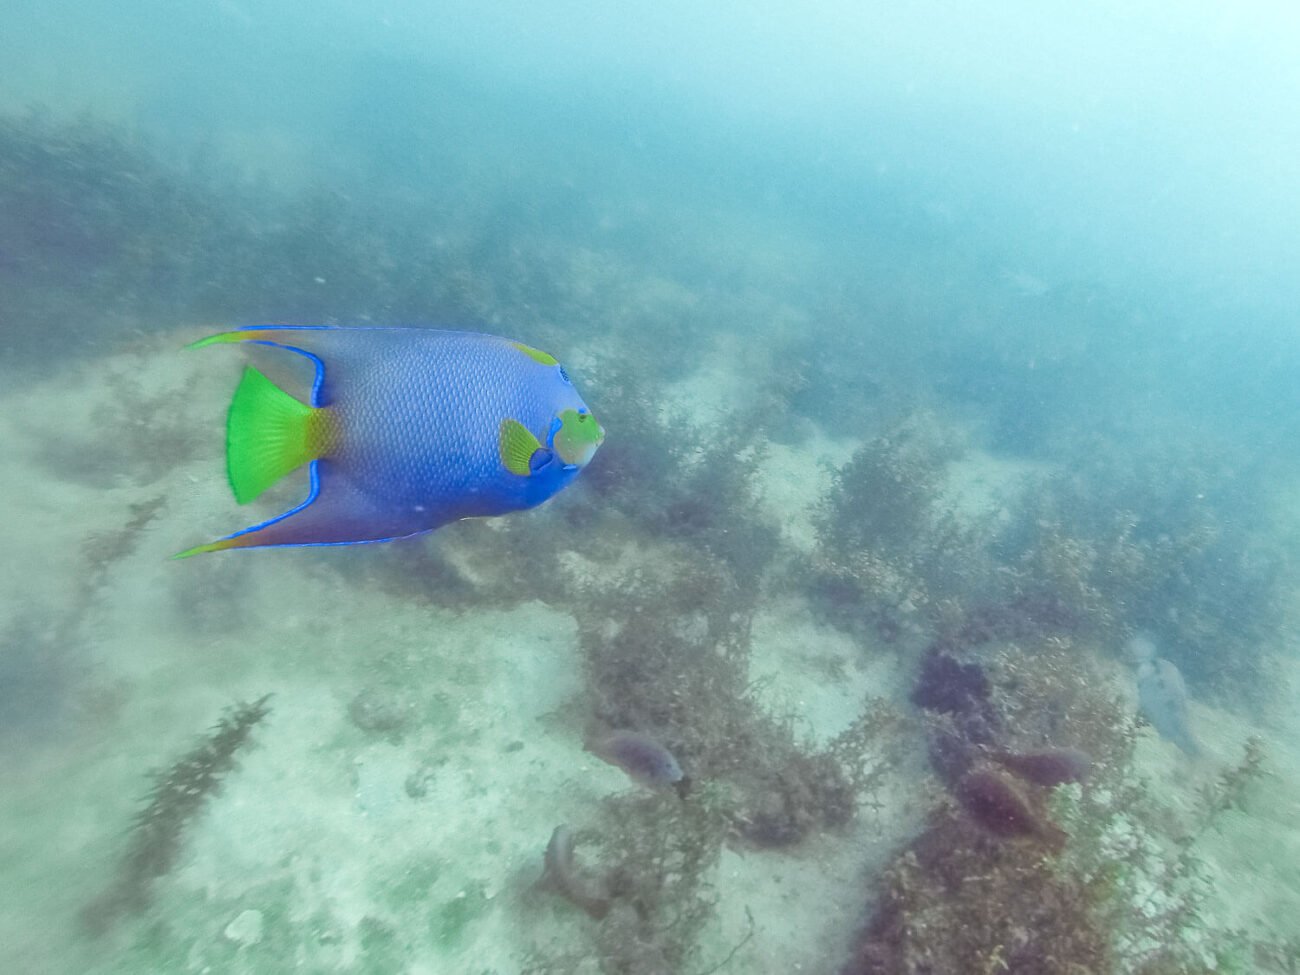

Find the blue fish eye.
xmin=558 ymin=365 xmax=571 ymax=384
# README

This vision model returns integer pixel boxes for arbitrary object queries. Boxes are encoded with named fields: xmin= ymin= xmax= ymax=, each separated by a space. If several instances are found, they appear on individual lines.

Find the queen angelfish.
xmin=175 ymin=326 xmax=604 ymax=557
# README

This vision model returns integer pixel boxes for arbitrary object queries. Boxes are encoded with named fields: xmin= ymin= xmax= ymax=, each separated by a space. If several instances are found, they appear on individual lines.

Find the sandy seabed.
xmin=0 ymin=331 xmax=1297 ymax=973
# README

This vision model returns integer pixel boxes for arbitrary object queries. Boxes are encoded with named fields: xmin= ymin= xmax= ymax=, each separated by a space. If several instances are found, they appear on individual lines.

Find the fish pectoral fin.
xmin=498 ymin=418 xmax=543 ymax=476
xmin=226 ymin=367 xmax=335 ymax=503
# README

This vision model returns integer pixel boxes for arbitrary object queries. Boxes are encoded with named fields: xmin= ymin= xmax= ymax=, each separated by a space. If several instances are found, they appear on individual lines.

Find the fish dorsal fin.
xmin=227 ymin=367 xmax=334 ymax=503
xmin=510 ymin=341 xmax=559 ymax=366
xmin=498 ymin=418 xmax=543 ymax=476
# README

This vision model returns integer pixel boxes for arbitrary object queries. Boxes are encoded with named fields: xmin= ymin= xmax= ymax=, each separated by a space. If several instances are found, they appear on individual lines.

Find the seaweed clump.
xmin=909 ymin=593 xmax=1087 ymax=786
xmin=524 ymin=788 xmax=728 ymax=975
xmin=82 ymin=695 xmax=272 ymax=933
xmin=997 ymin=433 xmax=1290 ymax=703
xmin=849 ymin=631 xmax=1273 ymax=974
xmin=595 ymin=788 xmax=730 ymax=974
xmin=532 ymin=548 xmax=898 ymax=972
xmin=579 ymin=559 xmax=892 ymax=851
xmin=808 ymin=413 xmax=989 ymax=643
xmin=0 ymin=109 xmax=575 ymax=369
xmin=845 ymin=801 xmax=1111 ymax=974
xmin=845 ymin=640 xmax=1126 ymax=973
xmin=0 ymin=112 xmax=220 ymax=360
xmin=580 ymin=359 xmax=783 ymax=594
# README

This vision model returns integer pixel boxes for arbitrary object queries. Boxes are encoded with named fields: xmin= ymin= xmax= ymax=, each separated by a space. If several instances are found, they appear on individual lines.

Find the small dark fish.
xmin=538 ymin=825 xmax=611 ymax=920
xmin=955 ymin=768 xmax=1067 ymax=850
xmin=586 ymin=730 xmax=685 ymax=790
xmin=988 ymin=746 xmax=1092 ymax=786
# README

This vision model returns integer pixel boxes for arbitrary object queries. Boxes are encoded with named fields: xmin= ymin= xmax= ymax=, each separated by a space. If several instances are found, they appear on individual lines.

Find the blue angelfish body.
xmin=177 ymin=326 xmax=604 ymax=555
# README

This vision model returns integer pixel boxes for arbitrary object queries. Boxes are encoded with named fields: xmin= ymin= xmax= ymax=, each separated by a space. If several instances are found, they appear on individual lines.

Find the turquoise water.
xmin=2 ymin=3 xmax=1299 ymax=973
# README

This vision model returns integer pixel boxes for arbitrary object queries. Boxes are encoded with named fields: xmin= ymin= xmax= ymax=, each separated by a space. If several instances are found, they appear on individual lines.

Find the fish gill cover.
xmin=1 ymin=2 xmax=1300 ymax=974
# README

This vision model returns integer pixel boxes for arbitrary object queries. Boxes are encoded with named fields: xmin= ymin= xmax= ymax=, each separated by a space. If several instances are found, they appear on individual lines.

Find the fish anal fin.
xmin=173 ymin=461 xmax=445 ymax=556
xmin=172 ymin=536 xmax=242 ymax=560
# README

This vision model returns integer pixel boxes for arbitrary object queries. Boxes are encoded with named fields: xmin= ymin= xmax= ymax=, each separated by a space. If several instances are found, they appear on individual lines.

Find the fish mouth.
xmin=573 ymin=436 xmax=603 ymax=468
xmin=588 ymin=420 xmax=607 ymax=458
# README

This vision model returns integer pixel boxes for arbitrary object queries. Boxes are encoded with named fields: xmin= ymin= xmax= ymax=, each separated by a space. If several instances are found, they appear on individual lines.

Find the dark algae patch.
xmin=82 ymin=695 xmax=272 ymax=933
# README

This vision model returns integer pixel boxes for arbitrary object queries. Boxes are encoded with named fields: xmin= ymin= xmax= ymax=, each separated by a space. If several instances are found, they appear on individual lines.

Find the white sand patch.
xmin=1188 ymin=654 xmax=1300 ymax=943
xmin=1111 ymin=640 xmax=1300 ymax=953
xmin=712 ymin=595 xmax=927 ymax=972
xmin=162 ymin=595 xmax=595 ymax=973
xmin=943 ymin=449 xmax=1050 ymax=523
xmin=758 ymin=434 xmax=856 ymax=554
xmin=661 ymin=335 xmax=752 ymax=428
xmin=748 ymin=595 xmax=905 ymax=744
xmin=709 ymin=814 xmax=909 ymax=974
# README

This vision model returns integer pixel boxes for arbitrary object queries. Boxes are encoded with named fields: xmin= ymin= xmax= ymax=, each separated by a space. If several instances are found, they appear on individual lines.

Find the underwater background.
xmin=3 ymin=1 xmax=1300 ymax=972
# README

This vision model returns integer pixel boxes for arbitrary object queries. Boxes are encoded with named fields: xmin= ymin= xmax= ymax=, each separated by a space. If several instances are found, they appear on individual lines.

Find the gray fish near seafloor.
xmin=586 ymin=730 xmax=686 ymax=792
xmin=1136 ymin=654 xmax=1201 ymax=757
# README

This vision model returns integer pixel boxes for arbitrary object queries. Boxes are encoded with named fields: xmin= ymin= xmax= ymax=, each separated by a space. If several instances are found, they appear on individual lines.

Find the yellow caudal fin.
xmin=226 ymin=367 xmax=334 ymax=504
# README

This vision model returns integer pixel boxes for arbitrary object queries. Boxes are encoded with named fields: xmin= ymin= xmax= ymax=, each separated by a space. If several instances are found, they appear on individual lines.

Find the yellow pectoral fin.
xmin=498 ymin=418 xmax=542 ymax=476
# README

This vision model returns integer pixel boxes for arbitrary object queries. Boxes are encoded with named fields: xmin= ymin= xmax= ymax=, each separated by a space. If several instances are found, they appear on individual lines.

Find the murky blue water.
xmin=3 ymin=3 xmax=1298 ymax=973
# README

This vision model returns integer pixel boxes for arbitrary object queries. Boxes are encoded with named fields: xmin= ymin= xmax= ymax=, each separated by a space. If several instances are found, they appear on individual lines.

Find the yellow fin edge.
xmin=187 ymin=331 xmax=250 ymax=350
xmin=171 ymin=537 xmax=239 ymax=559
xmin=510 ymin=341 xmax=558 ymax=366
